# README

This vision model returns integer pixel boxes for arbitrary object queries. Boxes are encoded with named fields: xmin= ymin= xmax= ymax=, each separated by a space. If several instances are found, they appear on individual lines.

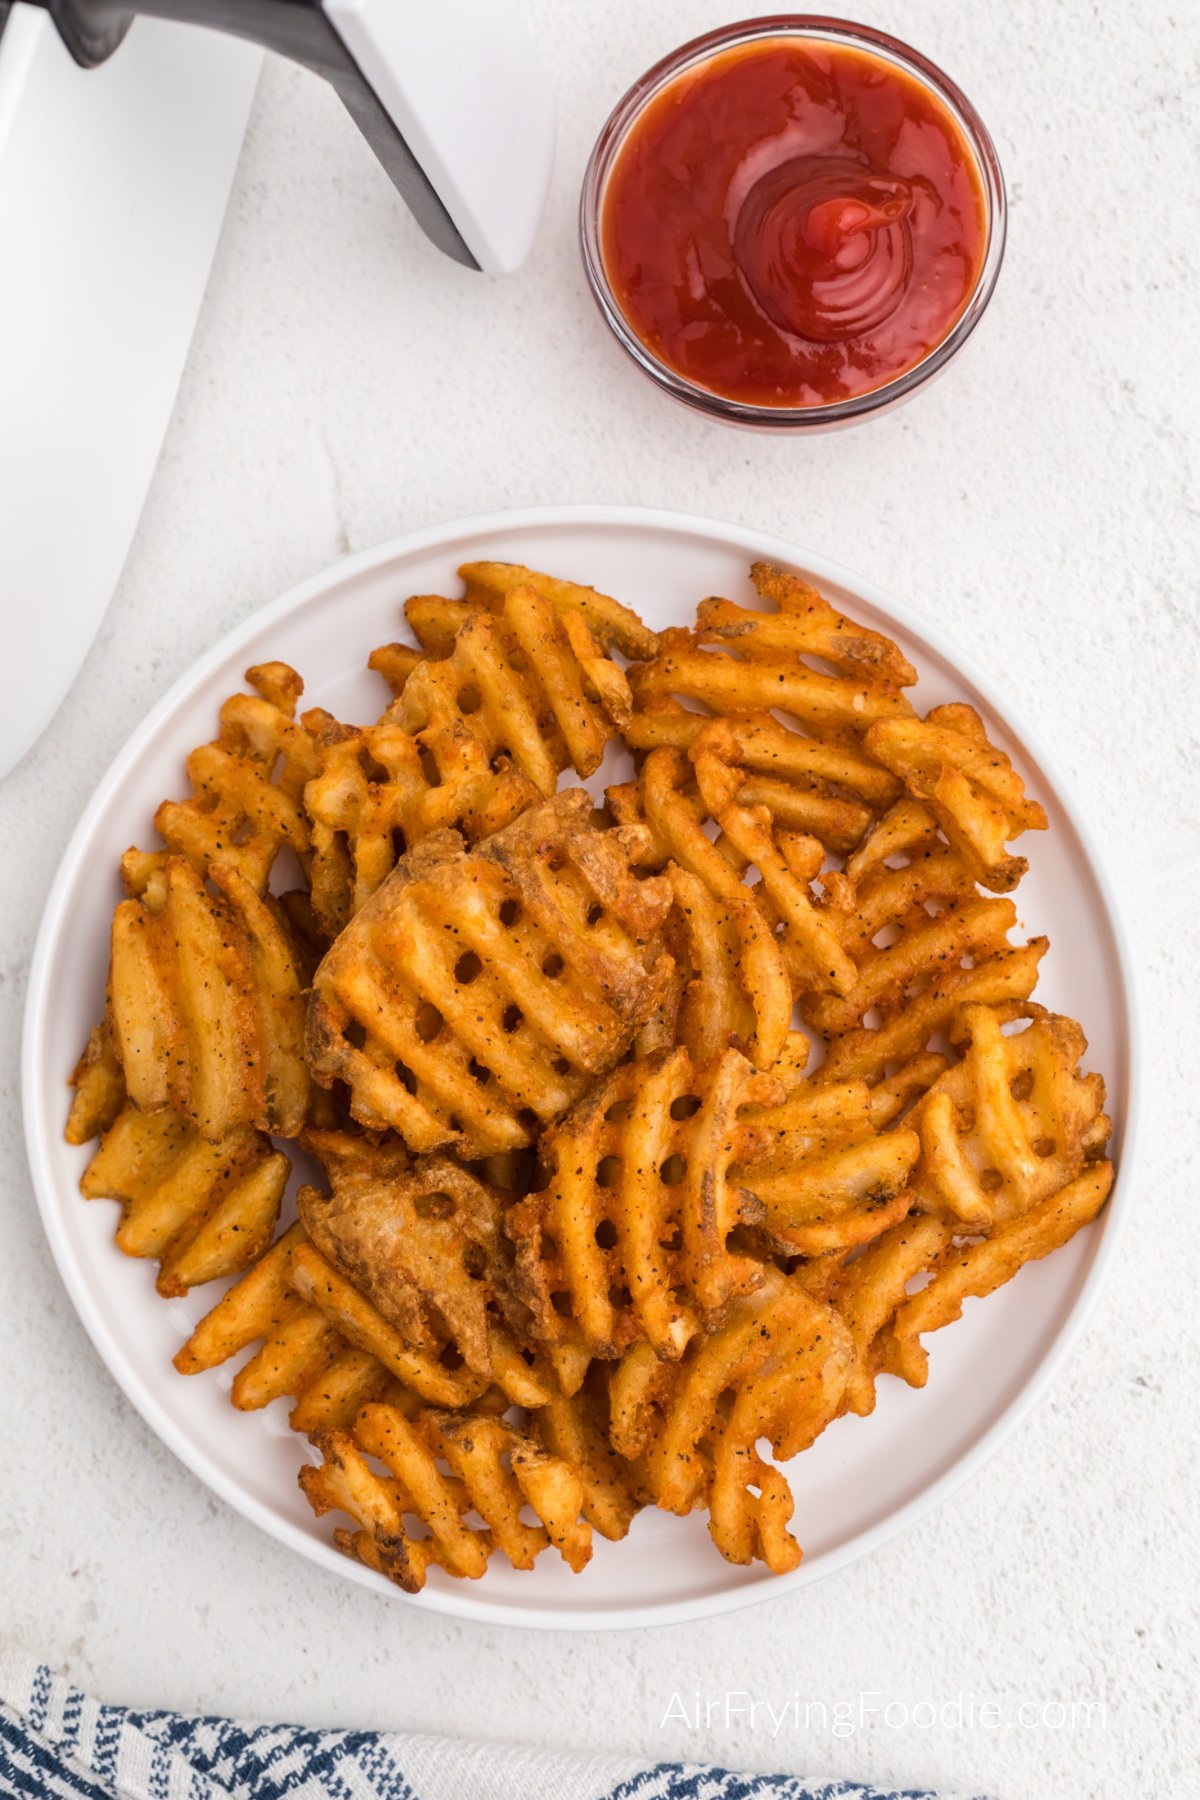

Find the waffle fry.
xmin=301 ymin=1402 xmax=591 ymax=1591
xmin=298 ymin=1131 xmax=504 ymax=1377
xmin=65 ymin=1009 xmax=125 ymax=1146
xmin=608 ymin=1271 xmax=853 ymax=1570
xmin=80 ymin=1102 xmax=288 ymax=1295
xmin=506 ymin=1046 xmax=783 ymax=1360
xmin=303 ymin=707 xmax=533 ymax=939
xmin=406 ymin=561 xmax=659 ymax=663
xmin=110 ymin=856 xmax=310 ymax=1139
xmin=736 ymin=1077 xmax=921 ymax=1255
xmin=532 ymin=1367 xmax=645 ymax=1540
xmin=307 ymin=790 xmax=673 ymax=1155
xmin=882 ymin=1162 xmax=1114 ymax=1389
xmin=912 ymin=1005 xmax=1110 ymax=1228
xmin=121 ymin=664 xmax=318 ymax=900
xmin=395 ymin=584 xmax=631 ymax=797
xmin=865 ymin=702 xmax=1048 ymax=892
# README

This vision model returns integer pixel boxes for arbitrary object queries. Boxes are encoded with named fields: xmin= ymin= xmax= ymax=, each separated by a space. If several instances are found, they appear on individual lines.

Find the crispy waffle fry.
xmin=608 ymin=1271 xmax=853 ymax=1571
xmin=881 ymin=1161 xmax=1115 ymax=1389
xmin=307 ymin=791 xmax=673 ymax=1155
xmin=532 ymin=1367 xmax=644 ymax=1540
xmin=65 ymin=1008 xmax=126 ymax=1145
xmin=110 ymin=856 xmax=310 ymax=1139
xmin=912 ymin=1005 xmax=1110 ymax=1227
xmin=736 ymin=1078 xmax=920 ymax=1255
xmin=406 ymin=561 xmax=659 ymax=664
xmin=175 ymin=1225 xmax=496 ymax=1413
xmin=79 ymin=1102 xmax=288 ymax=1295
xmin=395 ymin=585 xmax=631 ymax=796
xmin=506 ymin=1046 xmax=783 ymax=1360
xmin=298 ymin=1131 xmax=504 ymax=1377
xmin=625 ymin=747 xmax=792 ymax=1067
xmin=300 ymin=1401 xmax=591 ymax=1591
xmin=829 ymin=1214 xmax=954 ymax=1415
xmin=865 ymin=703 xmax=1048 ymax=892
xmin=302 ymin=707 xmax=533 ymax=939
xmin=122 ymin=664 xmax=318 ymax=899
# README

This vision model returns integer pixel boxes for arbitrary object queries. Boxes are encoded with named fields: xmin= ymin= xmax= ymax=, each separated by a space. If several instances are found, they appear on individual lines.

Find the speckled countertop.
xmin=2 ymin=4 xmax=1197 ymax=1796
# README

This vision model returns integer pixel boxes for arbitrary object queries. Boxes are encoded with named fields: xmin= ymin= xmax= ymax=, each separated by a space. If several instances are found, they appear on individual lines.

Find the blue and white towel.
xmin=0 ymin=1655 xmax=989 ymax=1800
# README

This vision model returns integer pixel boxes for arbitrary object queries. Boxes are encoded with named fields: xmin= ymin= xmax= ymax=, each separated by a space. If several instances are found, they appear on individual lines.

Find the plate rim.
xmin=21 ymin=503 xmax=1144 ymax=1631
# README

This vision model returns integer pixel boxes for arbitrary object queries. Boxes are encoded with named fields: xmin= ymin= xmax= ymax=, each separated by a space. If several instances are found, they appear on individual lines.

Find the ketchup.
xmin=600 ymin=35 xmax=988 ymax=408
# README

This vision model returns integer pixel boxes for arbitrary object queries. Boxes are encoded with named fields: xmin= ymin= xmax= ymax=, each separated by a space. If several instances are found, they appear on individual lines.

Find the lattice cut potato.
xmin=865 ymin=701 xmax=1048 ymax=892
xmin=109 ymin=855 xmax=310 ymax=1140
xmin=80 ymin=1102 xmax=288 ymax=1296
xmin=506 ymin=1046 xmax=783 ymax=1361
xmin=307 ymin=790 xmax=674 ymax=1156
xmin=120 ymin=663 xmax=319 ymax=900
xmin=911 ymin=1004 xmax=1110 ymax=1227
xmin=298 ymin=1129 xmax=505 ymax=1379
xmin=395 ymin=581 xmax=632 ymax=798
xmin=608 ymin=1271 xmax=853 ymax=1572
xmin=300 ymin=1401 xmax=592 ymax=1592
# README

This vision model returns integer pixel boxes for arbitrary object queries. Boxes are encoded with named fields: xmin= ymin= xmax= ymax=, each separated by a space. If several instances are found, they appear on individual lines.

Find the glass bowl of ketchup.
xmin=580 ymin=15 xmax=1006 ymax=429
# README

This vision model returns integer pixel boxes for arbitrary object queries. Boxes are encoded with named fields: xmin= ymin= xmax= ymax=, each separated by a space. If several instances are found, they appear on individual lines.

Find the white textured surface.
xmin=1 ymin=2 xmax=1196 ymax=1797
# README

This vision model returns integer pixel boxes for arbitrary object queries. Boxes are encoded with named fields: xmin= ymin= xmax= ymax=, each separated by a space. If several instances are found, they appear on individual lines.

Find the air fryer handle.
xmin=30 ymin=0 xmax=556 ymax=272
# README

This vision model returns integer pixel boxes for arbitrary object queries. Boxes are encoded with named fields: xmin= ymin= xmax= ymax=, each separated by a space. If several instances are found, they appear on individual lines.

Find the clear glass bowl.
xmin=579 ymin=15 xmax=1007 ymax=431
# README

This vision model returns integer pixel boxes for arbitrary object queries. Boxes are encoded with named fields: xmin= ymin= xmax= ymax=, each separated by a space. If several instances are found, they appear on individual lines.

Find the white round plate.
xmin=23 ymin=506 xmax=1141 ymax=1630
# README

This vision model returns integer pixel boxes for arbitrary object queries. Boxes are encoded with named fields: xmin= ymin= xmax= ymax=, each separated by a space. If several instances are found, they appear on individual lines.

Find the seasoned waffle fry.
xmin=912 ymin=1005 xmax=1110 ymax=1227
xmin=829 ymin=1214 xmax=953 ymax=1415
xmin=736 ymin=1078 xmax=920 ymax=1255
xmin=865 ymin=703 xmax=1048 ymax=892
xmin=507 ymin=1047 xmax=783 ymax=1359
xmin=80 ymin=1102 xmax=288 ymax=1295
xmin=301 ymin=1401 xmax=592 ymax=1591
xmin=608 ymin=1272 xmax=853 ymax=1570
xmin=298 ymin=1131 xmax=503 ymax=1377
xmin=122 ymin=664 xmax=318 ymax=899
xmin=307 ymin=791 xmax=673 ymax=1155
xmin=881 ymin=1161 xmax=1114 ymax=1388
xmin=632 ymin=612 xmax=915 ymax=737
xmin=304 ymin=701 xmax=537 ymax=943
xmin=66 ymin=1009 xmax=125 ymax=1145
xmin=110 ymin=856 xmax=310 ymax=1139
xmin=395 ymin=585 xmax=631 ymax=797
xmin=532 ymin=1367 xmax=645 ymax=1540
xmin=459 ymin=559 xmax=660 ymax=661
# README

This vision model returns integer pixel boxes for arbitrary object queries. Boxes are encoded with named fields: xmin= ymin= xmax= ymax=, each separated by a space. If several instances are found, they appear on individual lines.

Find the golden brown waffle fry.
xmin=302 ymin=705 xmax=533 ymax=940
xmin=532 ymin=1367 xmax=644 ymax=1541
xmin=298 ymin=1130 xmax=503 ymax=1377
xmin=121 ymin=664 xmax=318 ymax=899
xmin=881 ymin=1161 xmax=1114 ymax=1389
xmin=395 ymin=585 xmax=631 ymax=797
xmin=66 ymin=1009 xmax=125 ymax=1145
xmin=79 ymin=1102 xmax=288 ymax=1296
xmin=736 ymin=1078 xmax=920 ymax=1255
xmin=912 ymin=1005 xmax=1110 ymax=1228
xmin=828 ymin=1214 xmax=953 ymax=1415
xmin=301 ymin=1402 xmax=592 ymax=1592
xmin=175 ymin=1225 xmax=494 ymax=1414
xmin=627 ymin=747 xmax=792 ymax=1067
xmin=506 ymin=1046 xmax=783 ymax=1360
xmin=632 ymin=598 xmax=915 ymax=736
xmin=307 ymin=791 xmax=673 ymax=1156
xmin=608 ymin=1271 xmax=853 ymax=1571
xmin=458 ymin=559 xmax=660 ymax=661
xmin=865 ymin=702 xmax=1048 ymax=892
xmin=110 ymin=856 xmax=310 ymax=1139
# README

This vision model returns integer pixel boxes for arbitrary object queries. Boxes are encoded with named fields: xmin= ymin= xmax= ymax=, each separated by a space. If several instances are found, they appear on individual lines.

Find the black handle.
xmin=28 ymin=0 xmax=480 ymax=267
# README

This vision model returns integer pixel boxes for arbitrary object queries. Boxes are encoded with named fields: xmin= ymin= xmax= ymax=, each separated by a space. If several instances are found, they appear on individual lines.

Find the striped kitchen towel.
xmin=0 ymin=1654 xmax=991 ymax=1800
